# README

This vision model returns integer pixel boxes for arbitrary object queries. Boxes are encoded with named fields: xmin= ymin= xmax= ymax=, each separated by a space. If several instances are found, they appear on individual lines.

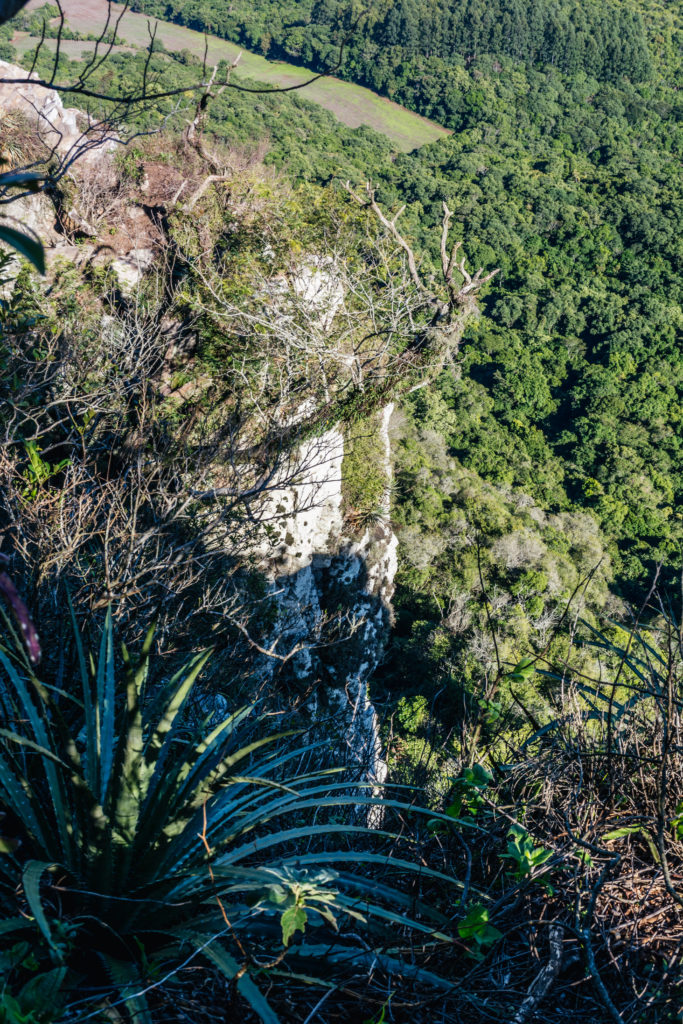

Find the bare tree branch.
xmin=0 ymin=4 xmax=356 ymax=105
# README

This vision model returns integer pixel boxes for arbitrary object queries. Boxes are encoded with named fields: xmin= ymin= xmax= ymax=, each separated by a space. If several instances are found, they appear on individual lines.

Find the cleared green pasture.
xmin=22 ymin=0 xmax=449 ymax=152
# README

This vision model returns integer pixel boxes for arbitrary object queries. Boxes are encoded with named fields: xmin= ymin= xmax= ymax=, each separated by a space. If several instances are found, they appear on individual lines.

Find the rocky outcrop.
xmin=0 ymin=59 xmax=116 ymax=170
xmin=256 ymin=405 xmax=397 ymax=797
xmin=0 ymin=61 xmax=133 ymax=274
xmin=0 ymin=77 xmax=398 ymax=787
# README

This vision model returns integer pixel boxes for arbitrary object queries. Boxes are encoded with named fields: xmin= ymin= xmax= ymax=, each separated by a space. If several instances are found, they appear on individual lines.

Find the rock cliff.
xmin=256 ymin=407 xmax=397 ymax=789
xmin=0 ymin=69 xmax=398 ymax=790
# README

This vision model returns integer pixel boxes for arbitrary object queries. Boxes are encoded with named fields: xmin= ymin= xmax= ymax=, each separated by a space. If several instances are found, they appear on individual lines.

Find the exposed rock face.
xmin=3 ymin=190 xmax=60 ymax=247
xmin=0 ymin=59 xmax=116 ymax=169
xmin=110 ymin=247 xmax=156 ymax=294
xmin=256 ymin=427 xmax=346 ymax=576
xmin=0 ymin=60 xmax=119 ymax=260
xmin=240 ymin=263 xmax=396 ymax=796
xmin=257 ymin=405 xmax=397 ymax=800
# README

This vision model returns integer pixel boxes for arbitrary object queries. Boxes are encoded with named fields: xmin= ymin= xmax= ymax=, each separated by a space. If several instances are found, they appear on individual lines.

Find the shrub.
xmin=398 ymin=597 xmax=683 ymax=1022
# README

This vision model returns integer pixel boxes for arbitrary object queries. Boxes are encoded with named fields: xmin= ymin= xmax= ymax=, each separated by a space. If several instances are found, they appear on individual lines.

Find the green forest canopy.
xmin=125 ymin=0 xmax=683 ymax=694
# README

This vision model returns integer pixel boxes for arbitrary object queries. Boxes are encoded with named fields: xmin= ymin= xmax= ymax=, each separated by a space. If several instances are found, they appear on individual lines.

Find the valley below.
xmin=21 ymin=0 xmax=449 ymax=150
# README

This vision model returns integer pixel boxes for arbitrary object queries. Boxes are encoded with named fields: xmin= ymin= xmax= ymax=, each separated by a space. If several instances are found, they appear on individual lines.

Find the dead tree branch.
xmin=344 ymin=182 xmax=499 ymax=317
xmin=512 ymin=924 xmax=564 ymax=1024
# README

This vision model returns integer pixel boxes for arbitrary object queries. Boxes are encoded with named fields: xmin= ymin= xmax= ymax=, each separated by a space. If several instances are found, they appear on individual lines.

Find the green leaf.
xmin=22 ymin=861 xmax=58 ymax=955
xmin=203 ymin=942 xmax=281 ymax=1024
xmin=602 ymin=825 xmax=642 ymax=841
xmin=0 ymin=223 xmax=45 ymax=274
xmin=216 ymin=823 xmax=395 ymax=868
xmin=0 ymin=728 xmax=69 ymax=765
xmin=457 ymin=903 xmax=502 ymax=960
xmin=506 ymin=656 xmax=536 ymax=684
xmin=96 ymin=607 xmax=116 ymax=806
xmin=281 ymin=850 xmax=476 ymax=895
xmin=67 ymin=586 xmax=97 ymax=795
xmin=0 ymin=748 xmax=50 ymax=851
xmin=18 ymin=967 xmax=67 ymax=1016
xmin=457 ymin=904 xmax=489 ymax=940
xmin=281 ymin=904 xmax=307 ymax=946
xmin=148 ymin=649 xmax=212 ymax=755
xmin=0 ymin=917 xmax=31 ymax=936
xmin=101 ymin=956 xmax=153 ymax=1024
xmin=0 ymin=648 xmax=72 ymax=859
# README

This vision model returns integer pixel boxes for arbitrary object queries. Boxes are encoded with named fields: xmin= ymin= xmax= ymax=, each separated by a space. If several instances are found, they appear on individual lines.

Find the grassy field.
xmin=22 ymin=0 xmax=449 ymax=152
xmin=12 ymin=34 xmax=136 ymax=57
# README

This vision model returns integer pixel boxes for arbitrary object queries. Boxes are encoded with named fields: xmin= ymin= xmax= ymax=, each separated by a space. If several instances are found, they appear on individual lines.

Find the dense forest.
xmin=0 ymin=0 xmax=682 ymax=1020
xmin=133 ymin=0 xmax=658 ymax=88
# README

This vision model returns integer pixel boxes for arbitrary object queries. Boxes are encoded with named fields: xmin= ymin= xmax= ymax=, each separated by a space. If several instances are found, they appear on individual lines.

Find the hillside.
xmin=0 ymin=2 xmax=682 ymax=1021
xmin=16 ymin=0 xmax=449 ymax=150
xmin=92 ymin=0 xmax=683 ymax=694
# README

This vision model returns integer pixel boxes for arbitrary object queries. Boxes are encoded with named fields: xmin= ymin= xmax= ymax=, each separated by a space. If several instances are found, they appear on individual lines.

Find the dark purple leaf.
xmin=0 ymin=570 xmax=41 ymax=664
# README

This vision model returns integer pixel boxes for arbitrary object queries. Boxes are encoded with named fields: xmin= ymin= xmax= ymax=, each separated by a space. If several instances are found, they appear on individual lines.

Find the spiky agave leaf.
xmin=114 ymin=648 xmax=212 ymax=846
xmin=100 ymin=955 xmax=153 ymax=1024
xmin=202 ymin=942 xmax=281 ymax=1024
xmin=0 ymin=613 xmax=465 ymax=1023
xmin=0 ymin=647 xmax=77 ymax=864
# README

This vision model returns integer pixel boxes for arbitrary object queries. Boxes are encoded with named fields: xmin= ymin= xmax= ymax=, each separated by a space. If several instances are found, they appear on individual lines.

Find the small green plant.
xmin=428 ymin=763 xmax=493 ymax=832
xmin=476 ymin=695 xmax=502 ymax=726
xmin=116 ymin=146 xmax=145 ymax=184
xmin=505 ymin=656 xmax=536 ymax=688
xmin=602 ymin=824 xmax=661 ymax=862
xmin=573 ymin=847 xmax=594 ymax=868
xmin=363 ymin=994 xmax=393 ymax=1024
xmin=457 ymin=903 xmax=502 ymax=961
xmin=0 ymin=933 xmax=68 ymax=1024
xmin=0 ymin=969 xmax=66 ymax=1024
xmin=447 ymin=764 xmax=493 ymax=819
xmin=241 ymin=865 xmax=365 ymax=946
xmin=21 ymin=442 xmax=70 ymax=500
xmin=501 ymin=824 xmax=554 ymax=892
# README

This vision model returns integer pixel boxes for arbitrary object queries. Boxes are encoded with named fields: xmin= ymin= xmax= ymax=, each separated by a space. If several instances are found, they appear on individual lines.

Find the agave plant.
xmin=0 ymin=604 xmax=473 ymax=1022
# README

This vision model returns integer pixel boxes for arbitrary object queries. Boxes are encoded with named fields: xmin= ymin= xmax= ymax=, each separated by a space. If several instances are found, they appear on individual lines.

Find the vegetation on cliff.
xmin=0 ymin=1 xmax=682 ymax=1020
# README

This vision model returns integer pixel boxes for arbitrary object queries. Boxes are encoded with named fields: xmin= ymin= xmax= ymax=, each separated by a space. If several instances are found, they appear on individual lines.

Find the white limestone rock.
xmin=0 ymin=59 xmax=117 ymax=170
xmin=111 ymin=247 xmax=155 ymax=294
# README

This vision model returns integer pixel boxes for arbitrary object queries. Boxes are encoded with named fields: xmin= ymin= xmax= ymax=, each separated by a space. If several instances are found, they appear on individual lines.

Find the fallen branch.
xmin=512 ymin=924 xmax=563 ymax=1024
